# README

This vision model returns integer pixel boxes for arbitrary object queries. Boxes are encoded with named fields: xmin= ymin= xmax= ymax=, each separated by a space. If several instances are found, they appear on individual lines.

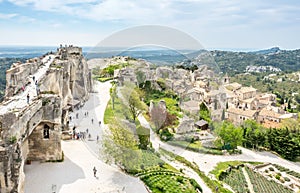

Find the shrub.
xmin=9 ymin=135 xmax=17 ymax=144
xmin=275 ymin=174 xmax=281 ymax=180
xmin=190 ymin=179 xmax=202 ymax=192
xmin=269 ymin=167 xmax=275 ymax=171
xmin=265 ymin=169 xmax=269 ymax=173
xmin=177 ymin=176 xmax=184 ymax=183
xmin=284 ymin=177 xmax=290 ymax=182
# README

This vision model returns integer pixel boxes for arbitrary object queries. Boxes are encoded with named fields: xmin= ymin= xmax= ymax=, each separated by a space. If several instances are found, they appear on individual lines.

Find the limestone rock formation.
xmin=0 ymin=45 xmax=92 ymax=193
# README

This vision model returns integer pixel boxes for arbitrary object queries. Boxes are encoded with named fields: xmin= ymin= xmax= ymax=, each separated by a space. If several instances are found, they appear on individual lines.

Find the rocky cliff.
xmin=0 ymin=45 xmax=92 ymax=193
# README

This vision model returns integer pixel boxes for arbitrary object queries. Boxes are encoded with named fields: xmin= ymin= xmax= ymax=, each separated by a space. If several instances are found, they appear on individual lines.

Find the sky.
xmin=0 ymin=0 xmax=299 ymax=50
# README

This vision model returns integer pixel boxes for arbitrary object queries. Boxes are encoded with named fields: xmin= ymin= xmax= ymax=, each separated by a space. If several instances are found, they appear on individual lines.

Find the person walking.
xmin=99 ymin=121 xmax=101 ymax=126
xmin=91 ymin=118 xmax=94 ymax=124
xmin=93 ymin=166 xmax=97 ymax=177
xmin=27 ymin=93 xmax=30 ymax=104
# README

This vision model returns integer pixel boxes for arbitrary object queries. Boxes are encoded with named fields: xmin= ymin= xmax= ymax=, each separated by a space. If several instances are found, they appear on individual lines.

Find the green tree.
xmin=215 ymin=121 xmax=243 ymax=149
xmin=287 ymin=99 xmax=291 ymax=110
xmin=136 ymin=124 xmax=150 ymax=150
xmin=242 ymin=120 xmax=266 ymax=150
xmin=110 ymin=83 xmax=117 ymax=110
xmin=199 ymin=102 xmax=211 ymax=123
xmin=266 ymin=128 xmax=300 ymax=160
xmin=122 ymin=87 xmax=147 ymax=121
xmin=102 ymin=122 xmax=140 ymax=166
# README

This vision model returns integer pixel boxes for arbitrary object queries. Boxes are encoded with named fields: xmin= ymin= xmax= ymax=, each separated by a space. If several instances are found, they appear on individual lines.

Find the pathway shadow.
xmin=24 ymin=154 xmax=85 ymax=193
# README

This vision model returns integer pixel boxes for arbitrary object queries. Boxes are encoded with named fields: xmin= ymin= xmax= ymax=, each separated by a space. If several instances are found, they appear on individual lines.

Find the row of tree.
xmin=213 ymin=119 xmax=300 ymax=160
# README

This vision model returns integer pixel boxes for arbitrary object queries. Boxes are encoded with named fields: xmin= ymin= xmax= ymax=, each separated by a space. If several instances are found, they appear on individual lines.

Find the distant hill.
xmin=187 ymin=48 xmax=300 ymax=76
xmin=249 ymin=47 xmax=281 ymax=55
xmin=0 ymin=47 xmax=299 ymax=99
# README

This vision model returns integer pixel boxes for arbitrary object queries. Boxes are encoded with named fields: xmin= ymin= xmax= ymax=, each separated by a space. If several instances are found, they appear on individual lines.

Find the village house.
xmin=257 ymin=107 xmax=295 ymax=128
xmin=238 ymin=97 xmax=258 ymax=110
xmin=227 ymin=107 xmax=257 ymax=125
xmin=256 ymin=93 xmax=277 ymax=109
xmin=258 ymin=107 xmax=281 ymax=123
xmin=195 ymin=119 xmax=209 ymax=130
xmin=236 ymin=86 xmax=257 ymax=100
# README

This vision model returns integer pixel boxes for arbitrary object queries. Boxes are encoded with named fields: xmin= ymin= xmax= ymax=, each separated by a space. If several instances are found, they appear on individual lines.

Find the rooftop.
xmin=227 ymin=107 xmax=257 ymax=117
xmin=225 ymin=82 xmax=242 ymax=91
xmin=259 ymin=108 xmax=282 ymax=119
xmin=195 ymin=119 xmax=208 ymax=127
xmin=238 ymin=86 xmax=257 ymax=94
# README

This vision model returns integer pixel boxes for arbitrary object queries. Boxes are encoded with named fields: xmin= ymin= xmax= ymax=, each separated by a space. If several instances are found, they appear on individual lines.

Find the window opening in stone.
xmin=44 ymin=124 xmax=50 ymax=139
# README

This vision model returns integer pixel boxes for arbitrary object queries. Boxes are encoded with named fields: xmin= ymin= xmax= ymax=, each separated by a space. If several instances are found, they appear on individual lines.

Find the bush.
xmin=284 ymin=177 xmax=290 ymax=182
xmin=9 ymin=136 xmax=17 ymax=144
xmin=275 ymin=174 xmax=281 ymax=180
xmin=269 ymin=167 xmax=275 ymax=171
xmin=190 ymin=179 xmax=203 ymax=192
xmin=177 ymin=176 xmax=184 ymax=183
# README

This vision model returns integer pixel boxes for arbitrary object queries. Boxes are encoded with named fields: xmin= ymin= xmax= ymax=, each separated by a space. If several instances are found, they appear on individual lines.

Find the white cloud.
xmin=18 ymin=15 xmax=36 ymax=23
xmin=3 ymin=0 xmax=300 ymax=48
xmin=0 ymin=13 xmax=18 ymax=19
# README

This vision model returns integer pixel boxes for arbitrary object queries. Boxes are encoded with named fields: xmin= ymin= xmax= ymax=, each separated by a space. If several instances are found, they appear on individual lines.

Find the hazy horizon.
xmin=0 ymin=45 xmax=297 ymax=52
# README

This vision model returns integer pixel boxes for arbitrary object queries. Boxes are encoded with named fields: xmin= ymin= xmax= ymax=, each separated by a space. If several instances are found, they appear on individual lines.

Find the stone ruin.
xmin=0 ymin=46 xmax=92 ymax=193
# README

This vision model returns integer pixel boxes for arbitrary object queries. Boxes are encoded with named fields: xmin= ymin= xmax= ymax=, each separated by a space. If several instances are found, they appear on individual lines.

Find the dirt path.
xmin=242 ymin=167 xmax=255 ymax=193
xmin=161 ymin=156 xmax=213 ymax=193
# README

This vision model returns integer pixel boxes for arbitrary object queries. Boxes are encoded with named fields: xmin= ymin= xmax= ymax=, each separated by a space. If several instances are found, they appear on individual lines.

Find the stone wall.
xmin=0 ymin=46 xmax=91 ymax=193
xmin=5 ymin=58 xmax=42 ymax=98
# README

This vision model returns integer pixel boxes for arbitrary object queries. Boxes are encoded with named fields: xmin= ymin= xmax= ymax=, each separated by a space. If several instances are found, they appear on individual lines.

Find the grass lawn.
xmin=167 ymin=140 xmax=223 ymax=155
xmin=98 ymin=77 xmax=114 ymax=82
xmin=210 ymin=161 xmax=263 ymax=177
xmin=140 ymin=171 xmax=201 ymax=193
xmin=104 ymin=97 xmax=129 ymax=124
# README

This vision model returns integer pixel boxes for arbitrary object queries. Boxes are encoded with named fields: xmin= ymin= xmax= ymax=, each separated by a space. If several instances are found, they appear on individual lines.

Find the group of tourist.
xmin=70 ymin=110 xmax=102 ymax=143
xmin=69 ymin=107 xmax=102 ymax=178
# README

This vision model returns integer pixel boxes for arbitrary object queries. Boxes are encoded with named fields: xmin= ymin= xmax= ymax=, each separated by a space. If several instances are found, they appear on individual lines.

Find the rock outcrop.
xmin=0 ymin=46 xmax=92 ymax=193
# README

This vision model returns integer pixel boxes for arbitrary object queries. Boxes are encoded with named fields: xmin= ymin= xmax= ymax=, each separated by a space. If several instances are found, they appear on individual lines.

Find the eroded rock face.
xmin=0 ymin=46 xmax=92 ymax=193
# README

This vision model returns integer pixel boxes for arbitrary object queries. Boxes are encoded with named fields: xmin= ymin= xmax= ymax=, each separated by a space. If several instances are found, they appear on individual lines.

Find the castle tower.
xmin=223 ymin=73 xmax=230 ymax=84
